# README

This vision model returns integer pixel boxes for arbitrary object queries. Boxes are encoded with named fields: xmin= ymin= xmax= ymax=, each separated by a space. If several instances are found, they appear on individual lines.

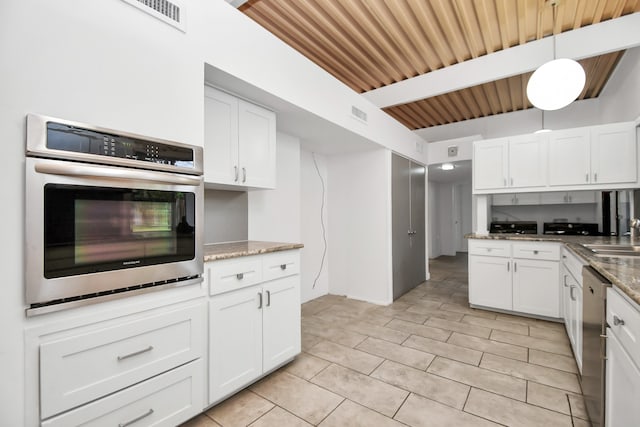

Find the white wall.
xmin=248 ymin=132 xmax=301 ymax=242
xmin=327 ymin=149 xmax=392 ymax=305
xmin=428 ymin=181 xmax=441 ymax=258
xmin=300 ymin=149 xmax=330 ymax=302
xmin=600 ymin=46 xmax=640 ymax=123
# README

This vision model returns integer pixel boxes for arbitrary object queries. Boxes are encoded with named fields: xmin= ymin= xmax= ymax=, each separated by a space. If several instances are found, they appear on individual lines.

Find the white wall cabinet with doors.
xmin=474 ymin=134 xmax=547 ymax=191
xmin=205 ymin=250 xmax=301 ymax=405
xmin=548 ymin=122 xmax=637 ymax=187
xmin=24 ymin=295 xmax=206 ymax=427
xmin=469 ymin=239 xmax=561 ymax=318
xmin=474 ymin=122 xmax=637 ymax=194
xmin=605 ymin=287 xmax=640 ymax=427
xmin=204 ymin=86 xmax=276 ymax=189
xmin=561 ymin=247 xmax=585 ymax=373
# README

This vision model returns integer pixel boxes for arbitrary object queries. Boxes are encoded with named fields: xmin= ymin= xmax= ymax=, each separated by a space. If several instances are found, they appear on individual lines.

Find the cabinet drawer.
xmin=607 ymin=288 xmax=640 ymax=369
xmin=43 ymin=360 xmax=204 ymax=427
xmin=208 ymin=256 xmax=263 ymax=295
xmin=262 ymin=250 xmax=300 ymax=282
xmin=40 ymin=302 xmax=204 ymax=418
xmin=562 ymin=247 xmax=586 ymax=282
xmin=513 ymin=242 xmax=560 ymax=261
xmin=468 ymin=240 xmax=511 ymax=257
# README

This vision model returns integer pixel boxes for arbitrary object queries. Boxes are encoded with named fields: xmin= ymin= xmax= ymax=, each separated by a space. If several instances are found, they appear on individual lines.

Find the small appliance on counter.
xmin=543 ymin=222 xmax=599 ymax=236
xmin=489 ymin=221 xmax=538 ymax=234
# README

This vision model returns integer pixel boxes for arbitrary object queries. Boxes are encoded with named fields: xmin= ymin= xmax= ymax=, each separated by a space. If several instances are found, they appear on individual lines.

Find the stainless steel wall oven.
xmin=25 ymin=114 xmax=204 ymax=315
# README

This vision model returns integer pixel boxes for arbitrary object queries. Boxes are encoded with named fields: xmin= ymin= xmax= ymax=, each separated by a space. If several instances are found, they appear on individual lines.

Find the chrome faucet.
xmin=630 ymin=218 xmax=640 ymax=239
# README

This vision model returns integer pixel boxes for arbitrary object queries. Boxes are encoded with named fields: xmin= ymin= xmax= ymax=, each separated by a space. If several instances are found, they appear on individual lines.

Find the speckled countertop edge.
xmin=203 ymin=240 xmax=304 ymax=262
xmin=466 ymin=233 xmax=640 ymax=306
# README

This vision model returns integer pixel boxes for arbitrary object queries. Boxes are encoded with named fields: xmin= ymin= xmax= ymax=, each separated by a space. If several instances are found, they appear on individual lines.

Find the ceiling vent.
xmin=351 ymin=106 xmax=368 ymax=123
xmin=122 ymin=0 xmax=186 ymax=32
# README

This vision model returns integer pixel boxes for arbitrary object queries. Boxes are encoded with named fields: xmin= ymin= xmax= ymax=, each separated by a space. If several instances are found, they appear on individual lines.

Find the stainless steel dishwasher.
xmin=582 ymin=266 xmax=611 ymax=427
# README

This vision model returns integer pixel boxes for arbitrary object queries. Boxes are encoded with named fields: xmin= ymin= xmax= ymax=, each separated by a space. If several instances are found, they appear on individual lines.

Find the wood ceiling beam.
xmin=363 ymin=11 xmax=640 ymax=108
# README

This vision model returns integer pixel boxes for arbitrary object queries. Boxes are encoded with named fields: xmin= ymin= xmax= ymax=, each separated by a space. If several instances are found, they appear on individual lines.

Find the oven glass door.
xmin=44 ymin=184 xmax=196 ymax=279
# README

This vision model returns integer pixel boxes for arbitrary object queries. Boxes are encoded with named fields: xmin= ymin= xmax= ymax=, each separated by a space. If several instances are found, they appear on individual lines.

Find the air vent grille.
xmin=351 ymin=106 xmax=368 ymax=123
xmin=122 ymin=0 xmax=186 ymax=32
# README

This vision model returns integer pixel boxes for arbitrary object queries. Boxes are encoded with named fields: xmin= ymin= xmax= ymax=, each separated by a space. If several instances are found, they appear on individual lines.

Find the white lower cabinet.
xmin=207 ymin=250 xmax=301 ymax=405
xmin=469 ymin=240 xmax=560 ymax=318
xmin=512 ymin=258 xmax=560 ymax=317
xmin=606 ymin=286 xmax=640 ymax=427
xmin=27 ymin=297 xmax=207 ymax=426
xmin=43 ymin=360 xmax=203 ymax=427
xmin=561 ymin=248 xmax=585 ymax=373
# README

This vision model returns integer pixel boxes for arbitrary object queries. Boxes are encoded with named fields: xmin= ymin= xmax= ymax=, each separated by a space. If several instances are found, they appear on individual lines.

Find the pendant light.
xmin=526 ymin=0 xmax=585 ymax=111
xmin=534 ymin=110 xmax=552 ymax=134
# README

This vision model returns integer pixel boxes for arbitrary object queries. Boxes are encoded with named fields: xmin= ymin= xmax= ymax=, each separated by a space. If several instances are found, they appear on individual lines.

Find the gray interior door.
xmin=410 ymin=161 xmax=426 ymax=287
xmin=392 ymin=154 xmax=426 ymax=300
xmin=392 ymin=154 xmax=411 ymax=300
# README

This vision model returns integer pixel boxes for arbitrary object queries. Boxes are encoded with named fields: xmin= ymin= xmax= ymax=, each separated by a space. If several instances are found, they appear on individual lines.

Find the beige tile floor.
xmin=183 ymin=254 xmax=590 ymax=427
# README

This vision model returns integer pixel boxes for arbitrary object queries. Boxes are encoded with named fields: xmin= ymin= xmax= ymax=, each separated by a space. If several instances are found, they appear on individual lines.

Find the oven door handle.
xmin=34 ymin=162 xmax=203 ymax=186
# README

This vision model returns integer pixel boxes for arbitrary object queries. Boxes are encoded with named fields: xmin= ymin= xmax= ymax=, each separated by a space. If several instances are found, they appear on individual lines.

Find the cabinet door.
xmin=204 ymin=86 xmax=239 ymax=185
xmin=512 ymin=259 xmax=560 ymax=318
xmin=474 ymin=139 xmax=508 ymax=190
xmin=606 ymin=329 xmax=640 ymax=427
xmin=513 ymin=193 xmax=541 ymax=205
xmin=591 ymin=123 xmax=637 ymax=185
xmin=540 ymin=192 xmax=569 ymax=204
xmin=573 ymin=282 xmax=583 ymax=372
xmin=262 ymin=276 xmax=301 ymax=373
xmin=566 ymin=191 xmax=596 ymax=204
xmin=509 ymin=134 xmax=546 ymax=188
xmin=491 ymin=193 xmax=514 ymax=206
xmin=548 ymin=129 xmax=590 ymax=186
xmin=209 ymin=286 xmax=263 ymax=404
xmin=238 ymin=100 xmax=276 ymax=189
xmin=561 ymin=267 xmax=573 ymax=340
xmin=469 ymin=255 xmax=512 ymax=310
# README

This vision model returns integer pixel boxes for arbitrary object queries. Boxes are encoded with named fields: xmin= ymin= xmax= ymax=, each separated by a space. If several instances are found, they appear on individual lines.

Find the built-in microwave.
xmin=25 ymin=114 xmax=204 ymax=314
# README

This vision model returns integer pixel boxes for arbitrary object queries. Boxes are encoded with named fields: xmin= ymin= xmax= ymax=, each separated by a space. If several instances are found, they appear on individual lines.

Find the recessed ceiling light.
xmin=441 ymin=163 xmax=454 ymax=171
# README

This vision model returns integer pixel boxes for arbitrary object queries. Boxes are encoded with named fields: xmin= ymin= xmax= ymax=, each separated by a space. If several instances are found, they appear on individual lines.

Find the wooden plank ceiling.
xmin=239 ymin=0 xmax=639 ymax=130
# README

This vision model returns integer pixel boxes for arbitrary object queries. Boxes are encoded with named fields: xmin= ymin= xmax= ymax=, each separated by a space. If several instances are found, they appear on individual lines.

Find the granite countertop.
xmin=467 ymin=233 xmax=640 ymax=306
xmin=203 ymin=240 xmax=304 ymax=262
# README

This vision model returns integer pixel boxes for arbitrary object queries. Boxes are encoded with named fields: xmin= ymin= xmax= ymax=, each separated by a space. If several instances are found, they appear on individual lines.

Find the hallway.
xmin=185 ymin=253 xmax=588 ymax=427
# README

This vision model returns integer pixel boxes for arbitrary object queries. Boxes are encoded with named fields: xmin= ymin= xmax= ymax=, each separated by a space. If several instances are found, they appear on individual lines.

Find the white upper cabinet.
xmin=548 ymin=128 xmax=590 ymax=186
xmin=474 ymin=135 xmax=546 ymax=191
xmin=548 ymin=122 xmax=637 ymax=188
xmin=591 ymin=122 xmax=637 ymax=185
xmin=509 ymin=134 xmax=547 ymax=188
xmin=474 ymin=139 xmax=508 ymax=190
xmin=474 ymin=122 xmax=637 ymax=194
xmin=204 ymin=86 xmax=276 ymax=189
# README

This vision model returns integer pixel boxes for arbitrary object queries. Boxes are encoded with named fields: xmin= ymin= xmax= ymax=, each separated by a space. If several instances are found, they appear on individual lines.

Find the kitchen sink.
xmin=583 ymin=244 xmax=640 ymax=258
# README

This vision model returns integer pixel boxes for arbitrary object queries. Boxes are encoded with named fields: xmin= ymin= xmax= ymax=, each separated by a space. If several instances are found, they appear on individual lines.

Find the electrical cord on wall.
xmin=312 ymin=152 xmax=327 ymax=289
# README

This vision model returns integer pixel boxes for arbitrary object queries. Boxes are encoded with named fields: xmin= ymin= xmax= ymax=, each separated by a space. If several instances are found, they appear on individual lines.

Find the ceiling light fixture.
xmin=526 ymin=0 xmax=585 ymax=111
xmin=441 ymin=163 xmax=455 ymax=171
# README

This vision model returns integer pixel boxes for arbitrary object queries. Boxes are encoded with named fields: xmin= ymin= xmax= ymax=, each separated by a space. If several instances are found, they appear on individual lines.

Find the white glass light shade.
xmin=527 ymin=58 xmax=586 ymax=111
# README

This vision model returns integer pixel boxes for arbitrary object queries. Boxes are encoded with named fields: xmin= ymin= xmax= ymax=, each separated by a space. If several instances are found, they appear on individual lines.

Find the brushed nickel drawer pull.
xmin=118 ymin=408 xmax=154 ymax=427
xmin=117 ymin=345 xmax=153 ymax=361
xmin=266 ymin=290 xmax=271 ymax=307
xmin=533 ymin=250 xmax=539 ymax=254
xmin=258 ymin=292 xmax=263 ymax=309
xmin=237 ymin=273 xmax=244 ymax=280
xmin=280 ymin=264 xmax=287 ymax=270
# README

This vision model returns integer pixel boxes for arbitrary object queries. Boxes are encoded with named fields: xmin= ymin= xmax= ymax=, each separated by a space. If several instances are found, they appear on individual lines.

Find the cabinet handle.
xmin=514 ymin=262 xmax=517 ymax=272
xmin=503 ymin=178 xmax=506 ymax=186
xmin=563 ymin=194 xmax=567 ymax=202
xmin=570 ymin=285 xmax=576 ymax=301
xmin=236 ymin=273 xmax=244 ymax=280
xmin=117 ymin=346 xmax=153 ymax=361
xmin=118 ymin=409 xmax=154 ymax=427
xmin=266 ymin=290 xmax=271 ymax=307
xmin=242 ymin=167 xmax=247 ymax=183
xmin=568 ymin=195 xmax=572 ymax=202
xmin=258 ymin=292 xmax=263 ymax=309
xmin=234 ymin=165 xmax=239 ymax=182
xmin=613 ymin=315 xmax=625 ymax=326
xmin=585 ymin=173 xmax=589 ymax=182
xmin=594 ymin=173 xmax=598 ymax=182
xmin=507 ymin=261 xmax=510 ymax=272
xmin=563 ymin=275 xmax=568 ymax=287
xmin=510 ymin=177 xmax=514 ymax=186
xmin=280 ymin=264 xmax=287 ymax=270
xmin=533 ymin=250 xmax=539 ymax=255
